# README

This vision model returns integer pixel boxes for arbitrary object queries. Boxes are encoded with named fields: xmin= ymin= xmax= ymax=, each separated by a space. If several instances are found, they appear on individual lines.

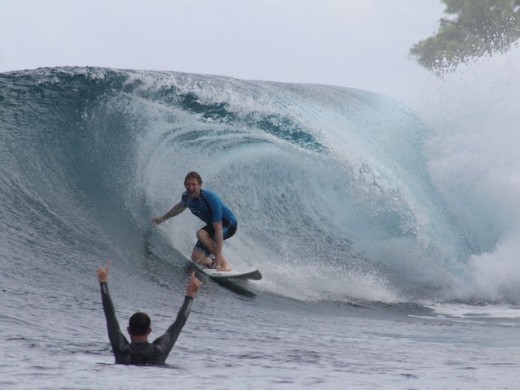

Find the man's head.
xmin=128 ymin=312 xmax=151 ymax=338
xmin=184 ymin=171 xmax=202 ymax=197
xmin=184 ymin=171 xmax=202 ymax=185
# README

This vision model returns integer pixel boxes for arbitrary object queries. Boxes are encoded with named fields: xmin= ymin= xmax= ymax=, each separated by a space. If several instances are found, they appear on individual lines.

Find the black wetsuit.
xmin=99 ymin=282 xmax=193 ymax=365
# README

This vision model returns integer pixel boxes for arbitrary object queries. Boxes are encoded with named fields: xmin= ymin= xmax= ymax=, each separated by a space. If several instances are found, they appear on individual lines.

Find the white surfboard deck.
xmin=190 ymin=260 xmax=262 ymax=281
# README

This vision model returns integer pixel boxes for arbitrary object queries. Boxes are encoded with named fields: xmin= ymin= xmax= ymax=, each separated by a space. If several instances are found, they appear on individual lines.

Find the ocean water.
xmin=2 ymin=45 xmax=520 ymax=389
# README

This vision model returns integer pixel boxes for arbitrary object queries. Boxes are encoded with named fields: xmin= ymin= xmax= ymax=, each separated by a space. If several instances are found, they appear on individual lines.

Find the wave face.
xmin=1 ymin=65 xmax=517 ymax=304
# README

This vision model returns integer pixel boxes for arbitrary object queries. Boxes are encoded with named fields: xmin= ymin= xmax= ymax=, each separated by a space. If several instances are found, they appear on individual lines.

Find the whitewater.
xmin=2 ymin=45 xmax=520 ymax=389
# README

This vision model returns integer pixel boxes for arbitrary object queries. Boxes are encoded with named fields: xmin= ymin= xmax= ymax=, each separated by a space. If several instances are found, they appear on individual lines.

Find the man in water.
xmin=152 ymin=171 xmax=237 ymax=271
xmin=97 ymin=263 xmax=202 ymax=365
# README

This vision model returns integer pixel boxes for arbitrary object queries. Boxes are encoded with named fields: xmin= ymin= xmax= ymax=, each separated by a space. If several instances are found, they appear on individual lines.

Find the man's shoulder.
xmin=201 ymin=189 xmax=220 ymax=201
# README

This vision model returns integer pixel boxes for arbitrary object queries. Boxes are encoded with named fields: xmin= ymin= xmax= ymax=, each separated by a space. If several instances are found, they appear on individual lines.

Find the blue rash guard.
xmin=180 ymin=189 xmax=237 ymax=226
xmin=180 ymin=189 xmax=238 ymax=252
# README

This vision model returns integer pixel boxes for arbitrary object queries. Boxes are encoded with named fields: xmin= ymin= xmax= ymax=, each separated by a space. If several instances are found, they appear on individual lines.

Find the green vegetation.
xmin=411 ymin=0 xmax=520 ymax=72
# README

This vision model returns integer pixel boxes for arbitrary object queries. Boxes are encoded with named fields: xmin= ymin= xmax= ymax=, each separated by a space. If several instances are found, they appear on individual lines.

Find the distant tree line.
xmin=411 ymin=0 xmax=520 ymax=72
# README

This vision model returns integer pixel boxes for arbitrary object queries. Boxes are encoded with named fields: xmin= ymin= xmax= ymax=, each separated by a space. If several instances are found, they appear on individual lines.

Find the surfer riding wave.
xmin=152 ymin=171 xmax=237 ymax=272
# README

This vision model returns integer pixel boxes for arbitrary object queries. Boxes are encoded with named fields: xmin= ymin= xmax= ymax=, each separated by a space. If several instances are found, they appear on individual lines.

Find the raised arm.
xmin=97 ymin=264 xmax=130 ymax=364
xmin=152 ymin=272 xmax=202 ymax=364
xmin=152 ymin=202 xmax=187 ymax=225
xmin=212 ymin=221 xmax=225 ymax=267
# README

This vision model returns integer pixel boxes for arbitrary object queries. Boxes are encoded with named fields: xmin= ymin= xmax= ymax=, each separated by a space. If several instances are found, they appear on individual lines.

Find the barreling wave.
xmin=2 ymin=65 xmax=514 ymax=305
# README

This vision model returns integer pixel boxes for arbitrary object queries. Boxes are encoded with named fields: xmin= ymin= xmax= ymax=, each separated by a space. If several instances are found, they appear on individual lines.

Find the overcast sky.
xmin=0 ymin=0 xmax=445 ymax=99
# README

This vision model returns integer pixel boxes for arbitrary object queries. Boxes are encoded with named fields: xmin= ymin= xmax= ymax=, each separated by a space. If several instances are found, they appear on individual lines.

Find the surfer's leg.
xmin=196 ymin=228 xmax=231 ymax=271
xmin=196 ymin=228 xmax=216 ymax=254
xmin=191 ymin=247 xmax=213 ymax=267
xmin=192 ymin=229 xmax=217 ymax=267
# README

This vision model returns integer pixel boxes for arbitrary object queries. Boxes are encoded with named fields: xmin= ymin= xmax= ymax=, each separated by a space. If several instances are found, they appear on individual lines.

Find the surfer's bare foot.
xmin=211 ymin=260 xmax=231 ymax=272
xmin=221 ymin=261 xmax=232 ymax=272
xmin=196 ymin=256 xmax=213 ymax=268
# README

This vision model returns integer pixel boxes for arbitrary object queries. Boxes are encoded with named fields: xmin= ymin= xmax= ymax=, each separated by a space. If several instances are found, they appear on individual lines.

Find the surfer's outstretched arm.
xmin=152 ymin=202 xmax=187 ymax=225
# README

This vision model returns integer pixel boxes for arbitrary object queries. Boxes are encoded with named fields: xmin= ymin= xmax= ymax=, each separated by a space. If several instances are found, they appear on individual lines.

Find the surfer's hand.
xmin=151 ymin=217 xmax=163 ymax=225
xmin=214 ymin=254 xmax=224 ymax=271
xmin=96 ymin=261 xmax=111 ymax=283
xmin=186 ymin=272 xmax=202 ymax=297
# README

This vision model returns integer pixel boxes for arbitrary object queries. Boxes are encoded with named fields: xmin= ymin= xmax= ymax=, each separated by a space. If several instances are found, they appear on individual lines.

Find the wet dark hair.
xmin=128 ymin=312 xmax=151 ymax=336
xmin=184 ymin=171 xmax=203 ymax=185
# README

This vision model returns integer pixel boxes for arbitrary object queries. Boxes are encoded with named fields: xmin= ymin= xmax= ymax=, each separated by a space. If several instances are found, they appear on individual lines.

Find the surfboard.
xmin=202 ymin=267 xmax=262 ymax=280
xmin=189 ymin=259 xmax=262 ymax=281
